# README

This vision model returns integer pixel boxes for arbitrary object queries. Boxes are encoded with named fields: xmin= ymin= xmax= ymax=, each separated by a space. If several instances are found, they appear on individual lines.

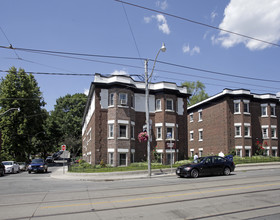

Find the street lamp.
xmin=0 ymin=107 xmax=20 ymax=116
xmin=145 ymin=43 xmax=166 ymax=177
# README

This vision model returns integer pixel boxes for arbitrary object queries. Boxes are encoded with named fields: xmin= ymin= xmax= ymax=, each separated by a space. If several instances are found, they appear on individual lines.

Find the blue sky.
xmin=1 ymin=0 xmax=280 ymax=111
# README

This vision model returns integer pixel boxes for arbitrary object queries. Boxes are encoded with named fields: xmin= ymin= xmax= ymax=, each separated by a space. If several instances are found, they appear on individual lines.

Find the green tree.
xmin=0 ymin=67 xmax=46 ymax=162
xmin=49 ymin=93 xmax=87 ymax=158
xmin=182 ymin=81 xmax=209 ymax=106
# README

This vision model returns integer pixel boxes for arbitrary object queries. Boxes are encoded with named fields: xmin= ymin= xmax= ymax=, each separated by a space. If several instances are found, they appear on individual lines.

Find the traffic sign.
xmin=61 ymin=145 xmax=66 ymax=151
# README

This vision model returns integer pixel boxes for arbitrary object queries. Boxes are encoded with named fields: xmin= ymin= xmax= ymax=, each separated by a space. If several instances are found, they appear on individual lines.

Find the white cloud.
xmin=182 ymin=44 xmax=200 ymax=55
xmin=144 ymin=16 xmax=151 ymax=23
xmin=111 ymin=70 xmax=129 ymax=76
xmin=213 ymin=0 xmax=280 ymax=50
xmin=156 ymin=0 xmax=168 ymax=10
xmin=144 ymin=14 xmax=170 ymax=35
xmin=211 ymin=11 xmax=218 ymax=22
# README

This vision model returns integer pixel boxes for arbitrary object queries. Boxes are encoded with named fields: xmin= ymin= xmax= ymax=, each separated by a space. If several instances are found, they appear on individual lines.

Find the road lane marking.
xmin=40 ymin=182 xmax=280 ymax=209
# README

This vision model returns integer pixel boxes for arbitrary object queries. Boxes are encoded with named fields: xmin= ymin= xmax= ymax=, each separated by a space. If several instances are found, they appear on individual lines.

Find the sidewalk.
xmin=50 ymin=162 xmax=280 ymax=181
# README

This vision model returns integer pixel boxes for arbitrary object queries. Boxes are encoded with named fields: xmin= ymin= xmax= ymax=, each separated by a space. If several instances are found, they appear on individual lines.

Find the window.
xmin=245 ymin=149 xmax=251 ymax=157
xmin=189 ymin=113 xmax=193 ymax=122
xmin=261 ymin=104 xmax=267 ymax=116
xmin=108 ymin=152 xmax=114 ymax=165
xmin=244 ymin=100 xmax=250 ymax=113
xmin=156 ymin=127 xmax=162 ymax=139
xmin=166 ymin=127 xmax=174 ymax=139
xmin=235 ymin=124 xmax=241 ymax=137
xmin=271 ymin=104 xmax=276 ymax=116
xmin=199 ymin=149 xmax=203 ymax=157
xmin=234 ymin=100 xmax=240 ymax=113
xmin=190 ymin=131 xmax=194 ymax=141
xmin=119 ymin=93 xmax=127 ymax=105
xmin=119 ymin=124 xmax=128 ymax=138
xmin=272 ymin=148 xmax=277 ymax=157
xmin=198 ymin=129 xmax=203 ymax=141
xmin=109 ymin=93 xmax=114 ymax=106
xmin=236 ymin=148 xmax=242 ymax=157
xmin=244 ymin=124 xmax=250 ymax=137
xmin=262 ymin=126 xmax=269 ymax=139
xmin=156 ymin=99 xmax=161 ymax=111
xmin=166 ymin=99 xmax=173 ymax=111
xmin=87 ymin=128 xmax=92 ymax=145
xmin=119 ymin=153 xmax=127 ymax=166
xmin=108 ymin=124 xmax=114 ymax=138
xmin=131 ymin=95 xmax=135 ymax=108
xmin=131 ymin=124 xmax=135 ymax=139
xmin=198 ymin=109 xmax=202 ymax=122
xmin=271 ymin=126 xmax=277 ymax=138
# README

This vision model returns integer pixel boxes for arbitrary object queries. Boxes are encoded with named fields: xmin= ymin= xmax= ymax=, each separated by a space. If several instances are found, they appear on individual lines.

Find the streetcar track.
xmin=2 ymin=188 xmax=280 ymax=220
xmin=1 ymin=179 xmax=280 ymax=208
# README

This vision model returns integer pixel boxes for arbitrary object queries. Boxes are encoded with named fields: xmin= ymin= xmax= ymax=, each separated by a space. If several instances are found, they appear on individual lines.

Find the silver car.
xmin=2 ymin=161 xmax=20 ymax=174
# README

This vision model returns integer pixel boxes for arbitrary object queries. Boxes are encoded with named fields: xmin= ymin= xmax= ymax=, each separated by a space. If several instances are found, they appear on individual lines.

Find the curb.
xmin=50 ymin=162 xmax=280 ymax=181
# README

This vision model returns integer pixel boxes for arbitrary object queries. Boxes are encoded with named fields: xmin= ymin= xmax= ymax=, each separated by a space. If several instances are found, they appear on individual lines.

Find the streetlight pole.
xmin=0 ymin=108 xmax=20 ymax=116
xmin=145 ymin=43 xmax=166 ymax=177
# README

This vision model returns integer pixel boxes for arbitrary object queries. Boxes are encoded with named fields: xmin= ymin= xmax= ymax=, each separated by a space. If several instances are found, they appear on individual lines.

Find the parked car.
xmin=2 ymin=161 xmax=20 ymax=174
xmin=46 ymin=156 xmax=54 ymax=164
xmin=27 ymin=159 xmax=48 ymax=173
xmin=176 ymin=156 xmax=235 ymax=178
xmin=18 ymin=162 xmax=28 ymax=171
xmin=0 ymin=162 xmax=5 ymax=176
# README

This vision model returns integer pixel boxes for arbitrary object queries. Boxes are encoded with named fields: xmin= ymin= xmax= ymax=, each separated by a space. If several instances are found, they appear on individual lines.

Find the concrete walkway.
xmin=50 ymin=162 xmax=280 ymax=181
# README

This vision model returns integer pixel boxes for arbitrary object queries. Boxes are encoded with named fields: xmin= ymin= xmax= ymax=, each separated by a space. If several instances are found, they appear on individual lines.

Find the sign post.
xmin=166 ymin=132 xmax=174 ymax=173
xmin=61 ymin=145 xmax=66 ymax=174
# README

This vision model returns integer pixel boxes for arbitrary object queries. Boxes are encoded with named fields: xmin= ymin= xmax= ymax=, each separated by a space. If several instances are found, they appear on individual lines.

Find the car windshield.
xmin=31 ymin=159 xmax=44 ymax=163
xmin=3 ymin=162 xmax=12 ymax=165
xmin=193 ymin=157 xmax=204 ymax=164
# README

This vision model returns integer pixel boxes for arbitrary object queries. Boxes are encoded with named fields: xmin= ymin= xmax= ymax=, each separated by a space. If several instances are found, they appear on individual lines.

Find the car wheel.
xmin=224 ymin=167 xmax=231 ymax=176
xmin=191 ymin=169 xmax=199 ymax=178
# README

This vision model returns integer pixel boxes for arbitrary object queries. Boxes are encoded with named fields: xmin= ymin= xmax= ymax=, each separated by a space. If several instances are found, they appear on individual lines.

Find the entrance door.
xmin=119 ymin=153 xmax=127 ymax=166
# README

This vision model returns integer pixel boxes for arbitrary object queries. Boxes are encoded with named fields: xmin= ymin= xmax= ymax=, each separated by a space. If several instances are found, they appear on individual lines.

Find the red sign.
xmin=61 ymin=145 xmax=66 ymax=151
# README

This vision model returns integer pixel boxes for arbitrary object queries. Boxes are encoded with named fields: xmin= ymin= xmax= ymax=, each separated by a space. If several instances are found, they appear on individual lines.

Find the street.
xmin=0 ymin=167 xmax=280 ymax=220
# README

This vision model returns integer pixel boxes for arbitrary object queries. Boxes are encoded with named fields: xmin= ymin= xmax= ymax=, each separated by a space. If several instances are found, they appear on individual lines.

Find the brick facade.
xmin=188 ymin=89 xmax=280 ymax=157
xmin=82 ymin=74 xmax=190 ymax=166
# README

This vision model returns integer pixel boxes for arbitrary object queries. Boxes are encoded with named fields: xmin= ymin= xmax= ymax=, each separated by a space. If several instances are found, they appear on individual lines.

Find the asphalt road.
xmin=0 ymin=166 xmax=280 ymax=220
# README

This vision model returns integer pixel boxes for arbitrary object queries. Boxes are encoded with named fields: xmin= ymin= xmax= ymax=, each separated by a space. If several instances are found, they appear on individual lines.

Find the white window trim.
xmin=198 ymin=128 xmax=203 ymax=141
xmin=155 ymin=99 xmax=162 ymax=111
xmin=108 ymin=124 xmax=114 ymax=139
xmin=234 ymin=123 xmax=242 ymax=138
xmin=119 ymin=93 xmax=128 ymax=106
xmin=234 ymin=100 xmax=241 ymax=114
xmin=156 ymin=127 xmax=163 ymax=140
xmin=261 ymin=104 xmax=268 ymax=117
xmin=166 ymin=127 xmax=174 ymax=140
xmin=109 ymin=93 xmax=114 ymax=107
xmin=198 ymin=109 xmax=203 ymax=122
xmin=166 ymin=99 xmax=174 ymax=112
xmin=189 ymin=112 xmax=194 ymax=122
xmin=190 ymin=130 xmax=194 ymax=141
xmin=118 ymin=124 xmax=128 ymax=139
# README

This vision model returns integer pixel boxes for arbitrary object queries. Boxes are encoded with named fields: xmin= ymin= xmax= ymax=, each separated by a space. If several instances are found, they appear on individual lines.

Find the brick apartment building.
xmin=188 ymin=89 xmax=280 ymax=158
xmin=82 ymin=73 xmax=190 ymax=166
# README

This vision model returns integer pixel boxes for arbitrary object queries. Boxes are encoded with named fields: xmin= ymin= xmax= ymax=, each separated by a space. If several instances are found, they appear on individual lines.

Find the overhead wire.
xmin=114 ymin=0 xmax=280 ymax=48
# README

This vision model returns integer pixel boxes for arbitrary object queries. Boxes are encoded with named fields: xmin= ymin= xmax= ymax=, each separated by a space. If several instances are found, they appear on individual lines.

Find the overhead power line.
xmin=1 ymin=44 xmax=279 ymax=83
xmin=115 ymin=0 xmax=280 ymax=48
